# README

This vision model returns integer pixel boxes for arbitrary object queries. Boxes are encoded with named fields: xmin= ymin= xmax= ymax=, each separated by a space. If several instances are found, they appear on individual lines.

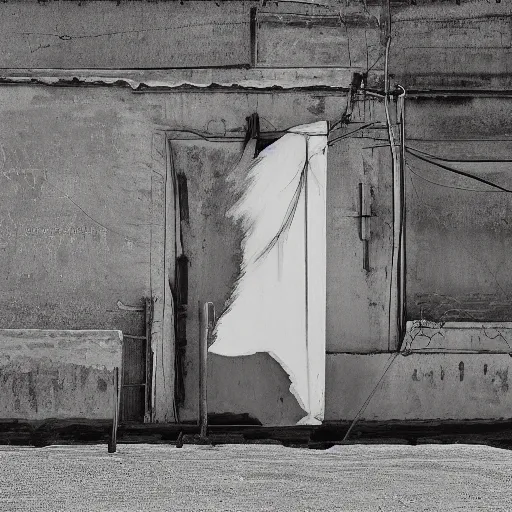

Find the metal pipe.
xmin=199 ymin=301 xmax=215 ymax=439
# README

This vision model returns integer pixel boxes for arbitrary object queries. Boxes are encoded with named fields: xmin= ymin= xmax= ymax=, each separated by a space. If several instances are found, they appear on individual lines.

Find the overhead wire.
xmin=405 ymin=162 xmax=507 ymax=193
xmin=405 ymin=145 xmax=512 ymax=163
xmin=328 ymin=123 xmax=378 ymax=145
xmin=406 ymin=147 xmax=512 ymax=193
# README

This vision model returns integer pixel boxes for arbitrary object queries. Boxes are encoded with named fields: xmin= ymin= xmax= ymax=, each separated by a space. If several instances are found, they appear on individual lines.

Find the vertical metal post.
xmin=199 ymin=302 xmax=215 ymax=439
xmin=397 ymin=88 xmax=407 ymax=342
xmin=108 ymin=366 xmax=120 ymax=453
xmin=359 ymin=183 xmax=371 ymax=271
xmin=144 ymin=298 xmax=153 ymax=423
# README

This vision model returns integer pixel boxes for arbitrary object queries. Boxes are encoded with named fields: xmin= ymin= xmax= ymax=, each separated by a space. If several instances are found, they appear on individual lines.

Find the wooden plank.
xmin=149 ymin=132 xmax=176 ymax=423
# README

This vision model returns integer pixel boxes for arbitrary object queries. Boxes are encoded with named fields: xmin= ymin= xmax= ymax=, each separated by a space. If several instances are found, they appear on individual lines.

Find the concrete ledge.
xmin=404 ymin=321 xmax=512 ymax=353
xmin=0 ymin=329 xmax=122 ymax=421
xmin=0 ymin=68 xmax=384 ymax=91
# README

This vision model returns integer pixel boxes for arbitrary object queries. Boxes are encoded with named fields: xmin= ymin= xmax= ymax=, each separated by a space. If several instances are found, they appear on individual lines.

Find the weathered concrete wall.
xmin=326 ymin=128 xmax=395 ymax=353
xmin=325 ymin=351 xmax=512 ymax=421
xmin=0 ymin=329 xmax=122 ymax=420
xmin=1 ymin=84 xmax=392 ymax=425
xmin=0 ymin=87 xmax=161 ymax=335
xmin=405 ymin=97 xmax=512 ymax=322
xmin=166 ymin=93 xmax=358 ymax=425
xmin=0 ymin=1 xmax=251 ymax=69
xmin=0 ymin=0 xmax=384 ymax=77
xmin=390 ymin=0 xmax=512 ymax=91
xmin=255 ymin=10 xmax=381 ymax=69
xmin=3 ymin=0 xmax=511 ymax=425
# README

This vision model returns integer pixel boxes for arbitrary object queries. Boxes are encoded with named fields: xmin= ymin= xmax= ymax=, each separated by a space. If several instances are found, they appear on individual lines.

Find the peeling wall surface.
xmin=0 ymin=329 xmax=122 ymax=420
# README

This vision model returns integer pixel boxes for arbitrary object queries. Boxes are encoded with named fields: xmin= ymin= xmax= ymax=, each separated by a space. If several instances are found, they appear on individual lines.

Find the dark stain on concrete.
xmin=412 ymin=369 xmax=420 ymax=381
xmin=51 ymin=375 xmax=64 ymax=395
xmin=80 ymin=366 xmax=90 ymax=387
xmin=424 ymin=370 xmax=434 ymax=387
xmin=459 ymin=361 xmax=465 ymax=382
xmin=207 ymin=412 xmax=261 ymax=426
xmin=307 ymin=96 xmax=326 ymax=115
xmin=27 ymin=372 xmax=38 ymax=412
xmin=494 ymin=369 xmax=509 ymax=393
xmin=97 ymin=378 xmax=108 ymax=392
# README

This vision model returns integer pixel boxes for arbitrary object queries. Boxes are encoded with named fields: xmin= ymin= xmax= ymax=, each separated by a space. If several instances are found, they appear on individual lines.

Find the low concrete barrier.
xmin=0 ymin=329 xmax=122 ymax=451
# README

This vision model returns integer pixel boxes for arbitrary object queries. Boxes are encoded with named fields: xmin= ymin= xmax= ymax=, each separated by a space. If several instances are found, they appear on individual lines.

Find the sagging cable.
xmin=406 ymin=147 xmax=512 ymax=193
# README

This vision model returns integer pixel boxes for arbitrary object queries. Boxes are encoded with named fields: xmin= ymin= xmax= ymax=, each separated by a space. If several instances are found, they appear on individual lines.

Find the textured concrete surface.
xmin=405 ymin=97 xmax=512 ymax=323
xmin=326 ymin=131 xmax=394 ymax=353
xmin=0 ymin=330 xmax=122 ymax=420
xmin=0 ymin=85 xmax=349 ymax=425
xmin=1 ymin=0 xmax=510 ymax=427
xmin=325 ymin=353 xmax=512 ymax=421
xmin=0 ymin=1 xmax=384 ymax=75
xmin=0 ymin=444 xmax=511 ymax=511
xmin=391 ymin=0 xmax=512 ymax=90
xmin=0 ymin=1 xmax=251 ymax=69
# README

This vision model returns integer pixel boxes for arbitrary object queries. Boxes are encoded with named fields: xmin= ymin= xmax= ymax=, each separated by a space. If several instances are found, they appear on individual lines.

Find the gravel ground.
xmin=1 ymin=443 xmax=511 ymax=511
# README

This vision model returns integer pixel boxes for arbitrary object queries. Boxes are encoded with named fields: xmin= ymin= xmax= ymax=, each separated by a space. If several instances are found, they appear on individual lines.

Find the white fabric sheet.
xmin=209 ymin=121 xmax=327 ymax=425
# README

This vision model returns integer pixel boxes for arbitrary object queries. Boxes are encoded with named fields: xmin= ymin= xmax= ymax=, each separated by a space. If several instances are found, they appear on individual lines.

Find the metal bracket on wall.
xmin=358 ymin=183 xmax=372 ymax=271
xmin=116 ymin=300 xmax=144 ymax=312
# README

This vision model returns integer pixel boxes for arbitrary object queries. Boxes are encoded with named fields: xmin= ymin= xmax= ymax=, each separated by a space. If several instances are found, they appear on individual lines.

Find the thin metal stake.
xmin=199 ymin=302 xmax=215 ymax=440
xmin=108 ymin=367 xmax=120 ymax=453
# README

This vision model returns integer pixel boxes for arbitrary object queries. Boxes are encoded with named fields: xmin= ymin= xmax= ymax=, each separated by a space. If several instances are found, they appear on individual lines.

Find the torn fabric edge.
xmin=209 ymin=121 xmax=327 ymax=426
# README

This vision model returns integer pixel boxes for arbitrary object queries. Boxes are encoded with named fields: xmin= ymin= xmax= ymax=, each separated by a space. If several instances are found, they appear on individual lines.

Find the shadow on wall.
xmin=207 ymin=352 xmax=306 ymax=427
